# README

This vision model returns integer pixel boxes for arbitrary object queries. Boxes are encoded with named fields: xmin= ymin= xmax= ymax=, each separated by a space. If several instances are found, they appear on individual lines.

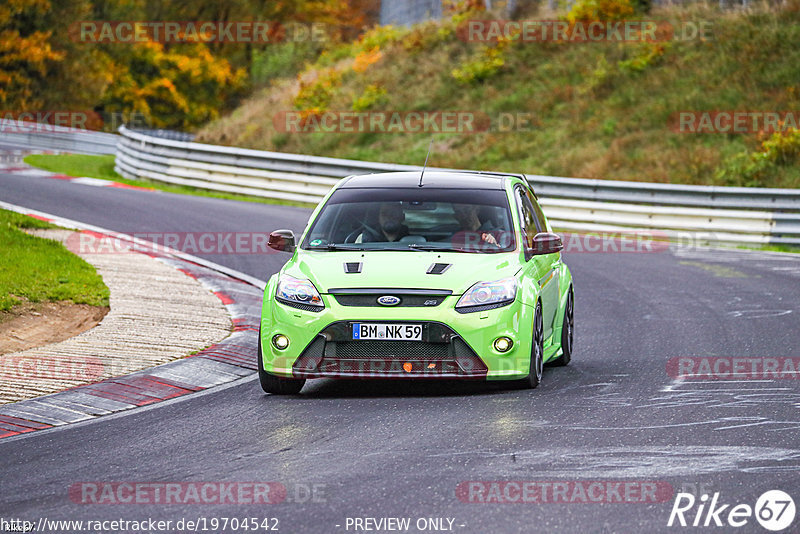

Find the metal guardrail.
xmin=0 ymin=121 xmax=118 ymax=155
xmin=113 ymin=126 xmax=800 ymax=246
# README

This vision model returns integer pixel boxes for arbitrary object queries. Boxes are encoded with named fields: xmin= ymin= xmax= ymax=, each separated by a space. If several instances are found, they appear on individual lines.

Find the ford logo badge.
xmin=377 ymin=295 xmax=401 ymax=306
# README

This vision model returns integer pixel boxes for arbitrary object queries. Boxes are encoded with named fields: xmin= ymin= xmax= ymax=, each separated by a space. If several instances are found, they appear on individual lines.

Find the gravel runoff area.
xmin=0 ymin=229 xmax=232 ymax=404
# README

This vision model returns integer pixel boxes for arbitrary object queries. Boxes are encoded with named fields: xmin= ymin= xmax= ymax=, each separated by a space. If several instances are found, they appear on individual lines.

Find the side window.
xmin=525 ymin=189 xmax=546 ymax=233
xmin=515 ymin=187 xmax=537 ymax=249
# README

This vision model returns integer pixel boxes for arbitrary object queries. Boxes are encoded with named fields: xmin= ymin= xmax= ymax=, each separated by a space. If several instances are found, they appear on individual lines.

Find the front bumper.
xmin=260 ymin=290 xmax=535 ymax=381
xmin=292 ymin=321 xmax=487 ymax=379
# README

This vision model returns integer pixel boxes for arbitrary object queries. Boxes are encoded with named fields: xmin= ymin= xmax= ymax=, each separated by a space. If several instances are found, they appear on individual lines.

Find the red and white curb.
xmin=0 ymin=201 xmax=266 ymax=440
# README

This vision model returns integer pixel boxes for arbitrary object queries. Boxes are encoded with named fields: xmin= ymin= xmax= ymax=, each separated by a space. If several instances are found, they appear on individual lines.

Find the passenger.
xmin=451 ymin=203 xmax=500 ymax=248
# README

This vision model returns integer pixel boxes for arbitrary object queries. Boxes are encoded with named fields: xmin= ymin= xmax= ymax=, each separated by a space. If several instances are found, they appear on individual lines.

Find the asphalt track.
xmin=2 ymin=170 xmax=800 ymax=533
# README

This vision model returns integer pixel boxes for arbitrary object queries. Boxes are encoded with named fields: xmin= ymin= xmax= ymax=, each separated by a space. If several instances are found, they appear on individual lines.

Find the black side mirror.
xmin=267 ymin=229 xmax=296 ymax=253
xmin=530 ymin=232 xmax=563 ymax=256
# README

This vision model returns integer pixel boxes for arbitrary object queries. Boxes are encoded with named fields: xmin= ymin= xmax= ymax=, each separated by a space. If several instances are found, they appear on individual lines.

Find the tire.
xmin=550 ymin=288 xmax=574 ymax=367
xmin=257 ymin=328 xmax=305 ymax=395
xmin=510 ymin=301 xmax=544 ymax=389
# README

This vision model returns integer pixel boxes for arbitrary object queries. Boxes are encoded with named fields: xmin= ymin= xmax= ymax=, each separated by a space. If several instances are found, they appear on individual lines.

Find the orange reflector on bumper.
xmin=403 ymin=362 xmax=413 ymax=372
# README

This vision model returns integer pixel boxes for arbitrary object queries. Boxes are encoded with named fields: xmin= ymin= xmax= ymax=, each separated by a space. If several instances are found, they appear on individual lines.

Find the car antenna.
xmin=418 ymin=137 xmax=433 ymax=187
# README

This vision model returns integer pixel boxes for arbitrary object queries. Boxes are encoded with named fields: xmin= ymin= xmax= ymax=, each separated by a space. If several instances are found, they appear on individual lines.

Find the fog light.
xmin=272 ymin=334 xmax=289 ymax=350
xmin=493 ymin=337 xmax=513 ymax=353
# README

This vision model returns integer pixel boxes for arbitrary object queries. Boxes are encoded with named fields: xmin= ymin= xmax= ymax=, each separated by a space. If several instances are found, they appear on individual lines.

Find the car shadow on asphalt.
xmin=291 ymin=378 xmax=533 ymax=398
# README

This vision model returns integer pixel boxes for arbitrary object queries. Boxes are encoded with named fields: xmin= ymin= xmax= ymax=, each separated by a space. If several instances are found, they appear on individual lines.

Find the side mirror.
xmin=530 ymin=232 xmax=563 ymax=256
xmin=268 ymin=229 xmax=296 ymax=253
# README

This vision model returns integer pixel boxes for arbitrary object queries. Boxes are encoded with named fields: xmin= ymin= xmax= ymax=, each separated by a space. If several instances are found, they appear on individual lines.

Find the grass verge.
xmin=0 ymin=209 xmax=109 ymax=313
xmin=24 ymin=153 xmax=121 ymax=182
xmin=741 ymin=243 xmax=800 ymax=254
xmin=23 ymin=154 xmax=316 ymax=209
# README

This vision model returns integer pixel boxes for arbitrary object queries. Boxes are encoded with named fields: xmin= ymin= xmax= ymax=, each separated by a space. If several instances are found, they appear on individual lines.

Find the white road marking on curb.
xmin=70 ymin=176 xmax=113 ymax=186
xmin=7 ymin=168 xmax=52 ymax=177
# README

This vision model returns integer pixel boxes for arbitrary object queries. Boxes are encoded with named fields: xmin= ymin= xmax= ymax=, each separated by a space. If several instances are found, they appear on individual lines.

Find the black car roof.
xmin=340 ymin=171 xmax=524 ymax=190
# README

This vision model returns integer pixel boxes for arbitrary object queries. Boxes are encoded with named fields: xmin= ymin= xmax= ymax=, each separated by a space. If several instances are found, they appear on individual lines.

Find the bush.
xmin=353 ymin=47 xmax=383 ymax=73
xmin=401 ymin=21 xmax=456 ymax=53
xmin=452 ymin=37 xmax=511 ymax=84
xmin=352 ymin=84 xmax=388 ymax=111
xmin=567 ymin=0 xmax=636 ymax=23
xmin=716 ymin=128 xmax=800 ymax=186
xmin=293 ymin=69 xmax=342 ymax=113
xmin=760 ymin=126 xmax=800 ymax=164
xmin=618 ymin=43 xmax=668 ymax=73
xmin=356 ymin=25 xmax=407 ymax=54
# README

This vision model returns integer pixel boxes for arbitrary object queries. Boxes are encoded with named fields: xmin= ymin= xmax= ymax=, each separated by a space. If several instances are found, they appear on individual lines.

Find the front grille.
xmin=291 ymin=322 xmax=488 ymax=379
xmin=316 ymin=358 xmax=462 ymax=376
xmin=333 ymin=295 xmax=445 ymax=307
xmin=334 ymin=341 xmax=449 ymax=360
xmin=293 ymin=335 xmax=325 ymax=371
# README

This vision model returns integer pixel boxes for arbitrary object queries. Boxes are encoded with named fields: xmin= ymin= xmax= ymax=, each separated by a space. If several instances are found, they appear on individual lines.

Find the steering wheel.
xmin=344 ymin=223 xmax=381 ymax=243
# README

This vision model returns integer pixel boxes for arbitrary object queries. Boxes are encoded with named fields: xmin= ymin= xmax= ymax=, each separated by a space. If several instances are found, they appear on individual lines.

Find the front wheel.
xmin=510 ymin=301 xmax=544 ymax=389
xmin=257 ymin=329 xmax=305 ymax=395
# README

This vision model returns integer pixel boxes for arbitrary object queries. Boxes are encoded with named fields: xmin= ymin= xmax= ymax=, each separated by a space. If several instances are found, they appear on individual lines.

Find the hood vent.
xmin=426 ymin=263 xmax=451 ymax=275
xmin=344 ymin=262 xmax=362 ymax=274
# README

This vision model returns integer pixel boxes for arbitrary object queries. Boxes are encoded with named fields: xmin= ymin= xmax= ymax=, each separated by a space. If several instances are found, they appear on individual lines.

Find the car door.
xmin=514 ymin=185 xmax=560 ymax=340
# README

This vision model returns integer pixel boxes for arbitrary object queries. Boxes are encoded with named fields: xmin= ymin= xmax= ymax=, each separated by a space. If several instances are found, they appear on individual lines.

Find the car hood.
xmin=285 ymin=251 xmax=521 ymax=295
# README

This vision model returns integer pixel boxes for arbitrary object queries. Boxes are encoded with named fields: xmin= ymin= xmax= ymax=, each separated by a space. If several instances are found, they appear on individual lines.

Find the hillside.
xmin=197 ymin=1 xmax=800 ymax=188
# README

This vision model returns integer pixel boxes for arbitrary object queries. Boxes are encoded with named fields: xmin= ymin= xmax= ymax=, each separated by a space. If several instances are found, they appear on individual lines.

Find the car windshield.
xmin=302 ymin=187 xmax=516 ymax=253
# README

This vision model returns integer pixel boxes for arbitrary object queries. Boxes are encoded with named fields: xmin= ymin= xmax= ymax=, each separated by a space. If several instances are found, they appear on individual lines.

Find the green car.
xmin=259 ymin=171 xmax=574 ymax=394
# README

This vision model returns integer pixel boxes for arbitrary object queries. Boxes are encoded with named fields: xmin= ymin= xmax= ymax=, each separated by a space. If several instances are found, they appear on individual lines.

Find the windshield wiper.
xmin=308 ymin=244 xmax=394 ymax=251
xmin=308 ymin=244 xmax=365 ymax=251
xmin=407 ymin=243 xmax=469 ymax=253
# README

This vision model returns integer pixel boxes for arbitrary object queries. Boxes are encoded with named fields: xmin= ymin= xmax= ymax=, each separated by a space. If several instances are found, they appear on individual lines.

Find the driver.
xmin=362 ymin=202 xmax=409 ymax=242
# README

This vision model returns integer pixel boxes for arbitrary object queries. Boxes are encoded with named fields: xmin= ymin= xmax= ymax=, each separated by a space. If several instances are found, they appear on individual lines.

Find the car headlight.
xmin=276 ymin=274 xmax=324 ymax=310
xmin=455 ymin=277 xmax=517 ymax=313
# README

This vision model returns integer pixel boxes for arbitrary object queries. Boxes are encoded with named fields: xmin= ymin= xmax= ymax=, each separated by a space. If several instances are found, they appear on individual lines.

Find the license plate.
xmin=352 ymin=323 xmax=422 ymax=341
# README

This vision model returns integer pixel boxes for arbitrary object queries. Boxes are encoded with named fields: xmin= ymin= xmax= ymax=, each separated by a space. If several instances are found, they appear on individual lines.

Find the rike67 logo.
xmin=668 ymin=490 xmax=795 ymax=531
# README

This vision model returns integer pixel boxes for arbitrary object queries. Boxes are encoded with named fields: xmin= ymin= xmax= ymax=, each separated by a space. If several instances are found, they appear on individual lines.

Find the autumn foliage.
xmin=0 ymin=0 xmax=376 ymax=131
